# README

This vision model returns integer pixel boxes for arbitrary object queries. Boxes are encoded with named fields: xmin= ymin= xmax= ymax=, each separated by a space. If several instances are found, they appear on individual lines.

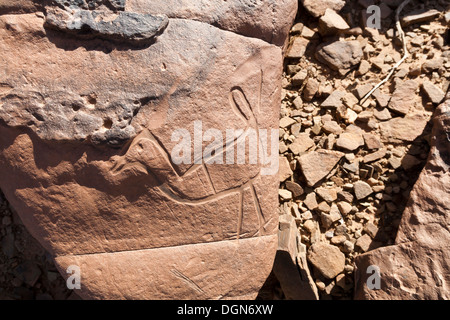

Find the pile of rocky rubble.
xmin=275 ymin=0 xmax=449 ymax=299
xmin=0 ymin=190 xmax=78 ymax=299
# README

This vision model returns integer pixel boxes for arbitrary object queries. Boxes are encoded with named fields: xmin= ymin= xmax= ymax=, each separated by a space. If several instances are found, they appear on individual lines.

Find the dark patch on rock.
xmin=51 ymin=0 xmax=126 ymax=12
xmin=44 ymin=7 xmax=169 ymax=45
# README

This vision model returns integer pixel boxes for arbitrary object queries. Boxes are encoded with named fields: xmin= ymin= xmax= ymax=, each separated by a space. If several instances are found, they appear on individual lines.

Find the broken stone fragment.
xmin=353 ymin=181 xmax=373 ymax=200
xmin=279 ymin=189 xmax=293 ymax=201
xmin=422 ymin=81 xmax=445 ymax=105
xmin=355 ymin=234 xmax=372 ymax=252
xmin=316 ymin=40 xmax=363 ymax=73
xmin=372 ymin=89 xmax=390 ymax=108
xmin=307 ymin=242 xmax=345 ymax=279
xmin=320 ymin=203 xmax=341 ymax=228
xmin=363 ymin=133 xmax=382 ymax=150
xmin=336 ymin=131 xmax=364 ymax=151
xmin=318 ymin=9 xmax=350 ymax=36
xmin=315 ymin=187 xmax=337 ymax=203
xmin=286 ymin=37 xmax=309 ymax=59
xmin=289 ymin=132 xmax=315 ymax=155
xmin=321 ymin=90 xmax=345 ymax=108
xmin=280 ymin=156 xmax=294 ymax=182
xmin=303 ymin=78 xmax=320 ymax=101
xmin=298 ymin=150 xmax=344 ymax=187
xmin=285 ymin=181 xmax=304 ymax=197
xmin=388 ymin=80 xmax=419 ymax=115
xmin=379 ymin=113 xmax=429 ymax=143
xmin=304 ymin=192 xmax=319 ymax=211
xmin=363 ymin=149 xmax=387 ymax=163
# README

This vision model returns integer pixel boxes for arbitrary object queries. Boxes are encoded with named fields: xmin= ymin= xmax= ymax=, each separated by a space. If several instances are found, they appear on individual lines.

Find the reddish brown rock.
xmin=0 ymin=1 xmax=296 ymax=300
xmin=388 ymin=80 xmax=419 ymax=115
xmin=316 ymin=40 xmax=363 ymax=73
xmin=273 ymin=214 xmax=318 ymax=300
xmin=307 ymin=242 xmax=345 ymax=279
xmin=355 ymin=98 xmax=450 ymax=299
xmin=298 ymin=150 xmax=344 ymax=187
xmin=379 ymin=113 xmax=429 ymax=143
xmin=300 ymin=0 xmax=345 ymax=18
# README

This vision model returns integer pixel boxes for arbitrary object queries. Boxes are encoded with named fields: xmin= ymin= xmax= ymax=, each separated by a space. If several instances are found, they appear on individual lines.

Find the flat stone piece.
xmin=298 ymin=150 xmax=344 ymax=186
xmin=307 ymin=242 xmax=345 ymax=279
xmin=388 ymin=80 xmax=419 ymax=115
xmin=300 ymin=0 xmax=345 ymax=18
xmin=316 ymin=40 xmax=363 ymax=72
xmin=380 ymin=113 xmax=429 ymax=142
xmin=401 ymin=9 xmax=441 ymax=27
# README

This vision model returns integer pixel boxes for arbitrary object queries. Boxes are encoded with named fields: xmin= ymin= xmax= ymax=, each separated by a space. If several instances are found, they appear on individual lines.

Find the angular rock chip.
xmin=298 ymin=150 xmax=344 ymax=187
xmin=300 ymin=0 xmax=345 ymax=18
xmin=318 ymin=8 xmax=350 ymax=35
xmin=307 ymin=242 xmax=345 ymax=279
xmin=289 ymin=132 xmax=315 ymax=155
xmin=379 ymin=113 xmax=429 ymax=142
xmin=422 ymin=81 xmax=445 ymax=105
xmin=336 ymin=131 xmax=364 ymax=151
xmin=353 ymin=181 xmax=373 ymax=200
xmin=321 ymin=90 xmax=345 ymax=108
xmin=316 ymin=40 xmax=363 ymax=72
xmin=280 ymin=156 xmax=294 ymax=182
xmin=388 ymin=80 xmax=419 ymax=115
xmin=287 ymin=36 xmax=309 ymax=59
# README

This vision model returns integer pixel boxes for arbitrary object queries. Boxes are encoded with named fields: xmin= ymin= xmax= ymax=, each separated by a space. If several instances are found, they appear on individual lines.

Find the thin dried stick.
xmin=360 ymin=0 xmax=411 ymax=105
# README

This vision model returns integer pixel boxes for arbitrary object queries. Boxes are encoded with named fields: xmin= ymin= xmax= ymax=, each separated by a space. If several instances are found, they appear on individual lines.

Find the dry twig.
xmin=360 ymin=0 xmax=411 ymax=105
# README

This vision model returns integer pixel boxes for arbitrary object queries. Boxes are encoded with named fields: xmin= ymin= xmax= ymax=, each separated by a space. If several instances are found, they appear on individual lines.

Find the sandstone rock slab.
xmin=300 ymin=0 xmax=345 ymax=18
xmin=0 ymin=0 xmax=295 ymax=300
xmin=298 ymin=150 xmax=344 ymax=187
xmin=388 ymin=80 xmax=419 ymax=115
xmin=307 ymin=242 xmax=345 ymax=279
